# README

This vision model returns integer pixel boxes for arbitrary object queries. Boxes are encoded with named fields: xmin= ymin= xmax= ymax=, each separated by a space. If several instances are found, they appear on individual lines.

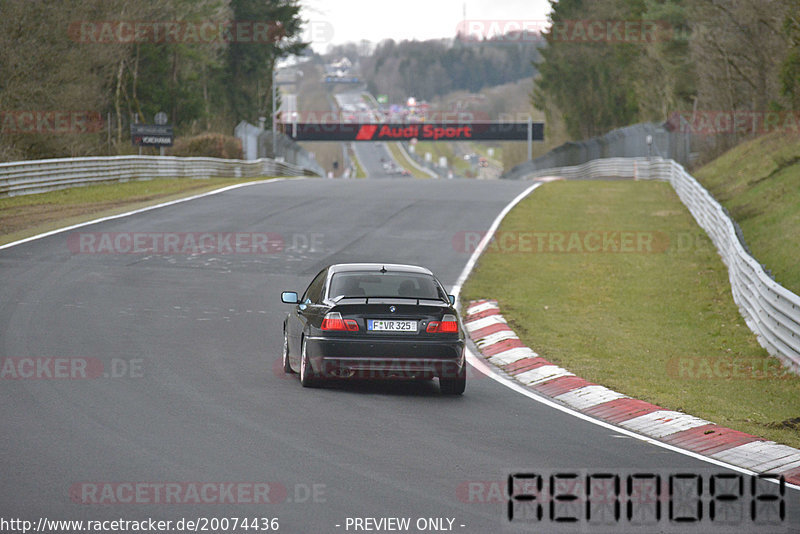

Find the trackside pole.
xmin=272 ymin=68 xmax=277 ymax=157
xmin=527 ymin=117 xmax=532 ymax=161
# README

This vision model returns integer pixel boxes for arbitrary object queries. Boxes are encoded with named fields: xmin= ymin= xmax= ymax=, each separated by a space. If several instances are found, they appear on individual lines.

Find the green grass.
xmin=414 ymin=141 xmax=473 ymax=176
xmin=462 ymin=180 xmax=800 ymax=448
xmin=349 ymin=146 xmax=367 ymax=178
xmin=0 ymin=176 xmax=280 ymax=245
xmin=693 ymin=131 xmax=800 ymax=294
xmin=386 ymin=143 xmax=430 ymax=178
xmin=469 ymin=142 xmax=502 ymax=166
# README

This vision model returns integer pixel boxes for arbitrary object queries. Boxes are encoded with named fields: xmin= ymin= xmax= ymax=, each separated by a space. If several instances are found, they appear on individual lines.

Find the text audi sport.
xmin=280 ymin=263 xmax=466 ymax=394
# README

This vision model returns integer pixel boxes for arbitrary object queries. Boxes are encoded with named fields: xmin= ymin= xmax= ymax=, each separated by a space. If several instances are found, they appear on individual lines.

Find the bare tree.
xmin=689 ymin=0 xmax=790 ymax=113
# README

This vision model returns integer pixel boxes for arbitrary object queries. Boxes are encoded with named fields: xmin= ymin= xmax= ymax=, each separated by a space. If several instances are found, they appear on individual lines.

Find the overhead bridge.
xmin=284 ymin=121 xmax=544 ymax=142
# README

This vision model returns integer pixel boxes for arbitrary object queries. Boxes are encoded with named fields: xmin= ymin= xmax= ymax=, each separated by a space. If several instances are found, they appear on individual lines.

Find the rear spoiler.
xmin=330 ymin=296 xmax=448 ymax=306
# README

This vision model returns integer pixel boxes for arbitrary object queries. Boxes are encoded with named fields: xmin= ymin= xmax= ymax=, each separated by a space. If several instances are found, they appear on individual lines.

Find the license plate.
xmin=368 ymin=319 xmax=417 ymax=332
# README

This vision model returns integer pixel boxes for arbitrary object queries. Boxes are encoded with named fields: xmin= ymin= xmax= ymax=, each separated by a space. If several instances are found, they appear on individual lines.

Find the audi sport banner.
xmin=287 ymin=122 xmax=544 ymax=142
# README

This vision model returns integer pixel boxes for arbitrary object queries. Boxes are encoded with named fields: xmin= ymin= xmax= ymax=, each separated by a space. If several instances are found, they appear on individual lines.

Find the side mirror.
xmin=448 ymin=295 xmax=456 ymax=305
xmin=281 ymin=291 xmax=299 ymax=304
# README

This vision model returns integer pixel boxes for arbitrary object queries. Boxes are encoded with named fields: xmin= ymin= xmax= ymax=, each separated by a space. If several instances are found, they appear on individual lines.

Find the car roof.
xmin=327 ymin=263 xmax=434 ymax=276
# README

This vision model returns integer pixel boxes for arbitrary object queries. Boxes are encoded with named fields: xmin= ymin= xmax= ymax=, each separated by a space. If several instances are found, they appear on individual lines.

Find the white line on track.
xmin=4 ymin=175 xmax=797 ymax=490
xmin=451 ymin=182 xmax=542 ymax=303
xmin=450 ymin=180 xmax=800 ymax=491
xmin=0 ymin=178 xmax=296 ymax=251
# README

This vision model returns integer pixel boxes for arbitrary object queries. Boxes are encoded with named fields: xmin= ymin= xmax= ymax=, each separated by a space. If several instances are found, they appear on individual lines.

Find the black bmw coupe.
xmin=280 ymin=263 xmax=466 ymax=394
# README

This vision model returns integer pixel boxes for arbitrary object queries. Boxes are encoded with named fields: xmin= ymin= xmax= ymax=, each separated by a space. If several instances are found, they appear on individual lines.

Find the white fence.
xmin=524 ymin=157 xmax=800 ymax=373
xmin=0 ymin=155 xmax=320 ymax=197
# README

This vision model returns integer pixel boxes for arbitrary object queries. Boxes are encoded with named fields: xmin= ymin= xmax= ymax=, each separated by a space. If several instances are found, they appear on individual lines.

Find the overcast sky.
xmin=300 ymin=0 xmax=552 ymax=52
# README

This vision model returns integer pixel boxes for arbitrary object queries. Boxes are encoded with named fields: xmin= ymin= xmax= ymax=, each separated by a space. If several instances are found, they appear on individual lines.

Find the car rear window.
xmin=328 ymin=272 xmax=445 ymax=301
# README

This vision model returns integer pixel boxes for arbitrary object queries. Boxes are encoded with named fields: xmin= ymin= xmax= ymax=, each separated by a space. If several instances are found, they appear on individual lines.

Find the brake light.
xmin=426 ymin=314 xmax=458 ymax=333
xmin=321 ymin=312 xmax=359 ymax=331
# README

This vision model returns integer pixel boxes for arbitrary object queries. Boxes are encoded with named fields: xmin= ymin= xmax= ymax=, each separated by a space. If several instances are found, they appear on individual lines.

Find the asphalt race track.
xmin=334 ymin=91 xmax=405 ymax=179
xmin=354 ymin=140 xmax=401 ymax=179
xmin=1 ymin=178 xmax=797 ymax=533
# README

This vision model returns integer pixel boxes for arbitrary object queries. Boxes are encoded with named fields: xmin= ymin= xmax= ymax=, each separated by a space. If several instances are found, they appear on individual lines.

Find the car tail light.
xmin=321 ymin=312 xmax=359 ymax=331
xmin=426 ymin=314 xmax=458 ymax=333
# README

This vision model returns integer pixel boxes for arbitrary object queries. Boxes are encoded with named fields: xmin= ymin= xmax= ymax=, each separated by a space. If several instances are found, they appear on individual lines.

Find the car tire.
xmin=439 ymin=364 xmax=466 ymax=395
xmin=282 ymin=329 xmax=294 ymax=374
xmin=299 ymin=338 xmax=320 ymax=388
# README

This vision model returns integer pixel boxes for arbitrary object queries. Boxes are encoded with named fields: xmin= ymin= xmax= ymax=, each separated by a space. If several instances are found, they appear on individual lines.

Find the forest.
xmin=0 ymin=0 xmax=306 ymax=161
xmin=533 ymin=0 xmax=800 ymax=141
xmin=2 ymin=0 xmax=798 ymax=162
xmin=357 ymin=37 xmax=540 ymax=102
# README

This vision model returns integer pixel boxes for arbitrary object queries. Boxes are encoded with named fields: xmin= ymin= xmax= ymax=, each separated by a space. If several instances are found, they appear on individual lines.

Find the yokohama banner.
xmin=287 ymin=122 xmax=544 ymax=142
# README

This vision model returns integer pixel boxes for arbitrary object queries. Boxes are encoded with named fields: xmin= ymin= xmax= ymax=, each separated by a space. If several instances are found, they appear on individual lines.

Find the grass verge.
xmin=386 ymin=143 xmax=430 ymax=179
xmin=692 ymin=131 xmax=800 ymax=295
xmin=348 ymin=145 xmax=367 ymax=178
xmin=415 ymin=141 xmax=472 ymax=176
xmin=461 ymin=180 xmax=800 ymax=448
xmin=0 ymin=176 xmax=281 ymax=245
xmin=469 ymin=142 xmax=502 ymax=167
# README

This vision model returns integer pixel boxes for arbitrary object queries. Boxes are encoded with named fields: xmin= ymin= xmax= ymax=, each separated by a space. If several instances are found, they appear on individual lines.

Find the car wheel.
xmin=282 ymin=329 xmax=294 ymax=374
xmin=440 ymin=364 xmax=466 ymax=395
xmin=299 ymin=338 xmax=319 ymax=388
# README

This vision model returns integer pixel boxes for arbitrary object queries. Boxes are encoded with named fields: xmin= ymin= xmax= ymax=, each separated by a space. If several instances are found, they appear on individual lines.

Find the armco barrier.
xmin=0 ymin=155 xmax=320 ymax=197
xmin=520 ymin=157 xmax=800 ymax=374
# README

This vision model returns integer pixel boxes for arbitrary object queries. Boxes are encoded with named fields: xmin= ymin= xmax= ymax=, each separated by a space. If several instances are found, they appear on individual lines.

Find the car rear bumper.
xmin=305 ymin=336 xmax=465 ymax=379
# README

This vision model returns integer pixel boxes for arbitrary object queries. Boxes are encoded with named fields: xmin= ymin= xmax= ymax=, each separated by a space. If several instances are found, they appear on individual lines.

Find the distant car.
xmin=280 ymin=263 xmax=466 ymax=394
